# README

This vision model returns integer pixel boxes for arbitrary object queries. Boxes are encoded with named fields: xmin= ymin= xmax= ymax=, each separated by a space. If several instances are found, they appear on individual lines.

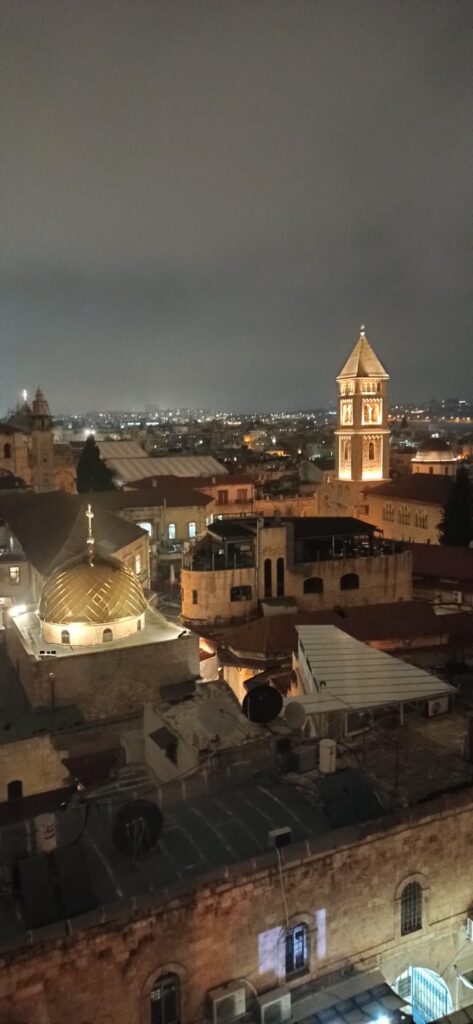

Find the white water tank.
xmin=35 ymin=812 xmax=57 ymax=853
xmin=319 ymin=738 xmax=337 ymax=774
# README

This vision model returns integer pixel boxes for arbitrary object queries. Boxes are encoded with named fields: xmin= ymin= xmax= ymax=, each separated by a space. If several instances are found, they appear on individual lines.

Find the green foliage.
xmin=438 ymin=464 xmax=473 ymax=546
xmin=76 ymin=436 xmax=116 ymax=493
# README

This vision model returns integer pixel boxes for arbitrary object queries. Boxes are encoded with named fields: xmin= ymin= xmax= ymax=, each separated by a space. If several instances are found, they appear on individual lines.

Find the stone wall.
xmin=6 ymin=624 xmax=199 ymax=720
xmin=361 ymin=494 xmax=441 ymax=545
xmin=0 ymin=734 xmax=68 ymax=801
xmin=1 ymin=792 xmax=473 ymax=1023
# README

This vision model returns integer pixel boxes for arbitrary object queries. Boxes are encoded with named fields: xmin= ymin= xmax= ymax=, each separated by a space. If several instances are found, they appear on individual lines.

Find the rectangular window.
xmin=285 ymin=925 xmax=308 ymax=978
xmin=236 ymin=489 xmax=248 ymax=503
xmin=188 ymin=521 xmax=196 ymax=538
xmin=230 ymin=585 xmax=252 ymax=602
xmin=192 ymin=590 xmax=198 ymax=605
xmin=217 ymin=490 xmax=228 ymax=505
xmin=135 ymin=553 xmax=142 ymax=575
xmin=9 ymin=566 xmax=20 ymax=585
xmin=168 ymin=523 xmax=176 ymax=541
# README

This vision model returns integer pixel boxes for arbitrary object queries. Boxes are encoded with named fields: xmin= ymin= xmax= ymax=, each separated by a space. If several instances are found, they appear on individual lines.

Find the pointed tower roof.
xmin=32 ymin=387 xmax=51 ymax=418
xmin=337 ymin=326 xmax=389 ymax=380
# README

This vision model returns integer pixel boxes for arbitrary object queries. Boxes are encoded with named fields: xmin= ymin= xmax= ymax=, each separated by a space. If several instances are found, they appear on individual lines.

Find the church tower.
xmin=30 ymin=387 xmax=55 ymax=492
xmin=335 ymin=326 xmax=390 ymax=483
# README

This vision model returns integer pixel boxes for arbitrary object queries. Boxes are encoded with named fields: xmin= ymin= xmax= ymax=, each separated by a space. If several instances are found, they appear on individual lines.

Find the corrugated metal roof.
xmin=107 ymin=455 xmax=228 ymax=482
xmin=292 ymin=625 xmax=456 ymax=714
xmin=97 ymin=441 xmax=147 ymax=460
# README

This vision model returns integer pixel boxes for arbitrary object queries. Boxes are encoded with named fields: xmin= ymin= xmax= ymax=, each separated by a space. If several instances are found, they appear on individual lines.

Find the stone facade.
xmin=1 ymin=791 xmax=473 ymax=1023
xmin=181 ymin=520 xmax=412 ymax=625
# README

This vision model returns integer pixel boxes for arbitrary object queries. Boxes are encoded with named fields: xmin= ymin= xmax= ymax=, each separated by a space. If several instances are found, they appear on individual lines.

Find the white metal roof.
xmin=106 ymin=455 xmax=228 ymax=482
xmin=293 ymin=624 xmax=455 ymax=714
xmin=97 ymin=441 xmax=147 ymax=460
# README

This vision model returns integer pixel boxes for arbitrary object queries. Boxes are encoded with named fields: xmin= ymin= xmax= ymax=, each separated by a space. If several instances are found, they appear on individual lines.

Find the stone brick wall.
xmin=0 ymin=734 xmax=68 ymax=800
xmin=6 ymin=625 xmax=199 ymax=720
xmin=1 ymin=792 xmax=473 ymax=1023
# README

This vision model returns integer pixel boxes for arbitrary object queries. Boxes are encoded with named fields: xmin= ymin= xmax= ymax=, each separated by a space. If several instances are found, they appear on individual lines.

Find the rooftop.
xmin=104 ymin=454 xmax=228 ymax=483
xmin=366 ymin=474 xmax=453 ymax=505
xmin=12 ymin=605 xmax=183 ymax=659
xmin=294 ymin=624 xmax=455 ymax=714
xmin=0 ymin=492 xmax=147 ymax=576
xmin=337 ymin=331 xmax=389 ymax=381
xmin=411 ymin=542 xmax=473 ymax=586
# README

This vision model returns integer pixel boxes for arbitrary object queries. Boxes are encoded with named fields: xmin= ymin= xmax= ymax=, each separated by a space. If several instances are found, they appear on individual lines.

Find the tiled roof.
xmin=411 ymin=542 xmax=473 ymax=585
xmin=337 ymin=331 xmax=389 ymax=380
xmin=219 ymin=601 xmax=447 ymax=659
xmin=366 ymin=474 xmax=452 ymax=505
xmin=93 ymin=482 xmax=212 ymax=510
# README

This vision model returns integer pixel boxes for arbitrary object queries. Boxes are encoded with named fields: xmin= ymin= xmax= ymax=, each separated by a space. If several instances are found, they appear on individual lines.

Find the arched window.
xmin=264 ymin=558 xmax=272 ymax=598
xmin=168 ymin=523 xmax=176 ymax=541
xmin=285 ymin=923 xmax=309 ymax=978
xmin=303 ymin=576 xmax=324 ymax=594
xmin=103 ymin=628 xmax=113 ymax=642
xmin=277 ymin=557 xmax=285 ymax=597
xmin=150 ymin=973 xmax=180 ymax=1024
xmin=368 ymin=441 xmax=375 ymax=461
xmin=401 ymin=881 xmax=423 ymax=935
xmin=343 ymin=441 xmax=350 ymax=461
xmin=188 ymin=521 xmax=196 ymax=539
xmin=7 ymin=779 xmax=23 ymax=801
xmin=61 ymin=629 xmax=70 ymax=645
xmin=3 ymin=443 xmax=11 ymax=459
xmin=340 ymin=572 xmax=359 ymax=591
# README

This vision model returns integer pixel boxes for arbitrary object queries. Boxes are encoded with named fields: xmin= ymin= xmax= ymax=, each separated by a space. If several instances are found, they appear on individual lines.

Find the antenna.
xmin=111 ymin=799 xmax=163 ymax=860
xmin=198 ymin=700 xmax=235 ymax=737
xmin=284 ymin=702 xmax=307 ymax=730
xmin=242 ymin=683 xmax=283 ymax=724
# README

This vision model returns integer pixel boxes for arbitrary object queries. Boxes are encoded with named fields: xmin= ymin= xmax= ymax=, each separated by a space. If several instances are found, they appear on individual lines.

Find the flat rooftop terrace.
xmin=11 ymin=606 xmax=184 ymax=660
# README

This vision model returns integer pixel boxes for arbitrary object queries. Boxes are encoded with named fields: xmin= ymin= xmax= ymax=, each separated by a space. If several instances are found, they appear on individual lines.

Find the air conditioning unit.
xmin=453 ymin=591 xmax=463 ymax=604
xmin=209 ymin=982 xmax=246 ymax=1024
xmin=425 ymin=696 xmax=450 ymax=718
xmin=257 ymin=986 xmax=291 ymax=1024
xmin=294 ymin=745 xmax=317 ymax=772
xmin=267 ymin=826 xmax=292 ymax=849
xmin=466 ymin=916 xmax=473 ymax=941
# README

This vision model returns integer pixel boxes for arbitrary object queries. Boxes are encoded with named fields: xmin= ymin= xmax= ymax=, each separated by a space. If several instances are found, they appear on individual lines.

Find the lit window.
xmin=188 ymin=521 xmax=196 ymax=539
xmin=401 ymin=882 xmax=422 ymax=935
xmin=285 ymin=924 xmax=308 ymax=978
xmin=135 ymin=553 xmax=142 ymax=575
xmin=61 ymin=629 xmax=70 ymax=645
xmin=168 ymin=523 xmax=176 ymax=541
xmin=9 ymin=566 xmax=20 ymax=585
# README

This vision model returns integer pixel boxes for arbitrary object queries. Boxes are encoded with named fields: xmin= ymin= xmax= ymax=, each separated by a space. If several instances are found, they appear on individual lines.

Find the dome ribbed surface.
xmin=39 ymin=558 xmax=147 ymax=625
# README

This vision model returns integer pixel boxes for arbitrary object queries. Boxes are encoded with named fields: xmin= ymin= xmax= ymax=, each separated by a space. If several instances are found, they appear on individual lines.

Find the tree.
xmin=76 ymin=436 xmax=116 ymax=493
xmin=438 ymin=464 xmax=473 ymax=546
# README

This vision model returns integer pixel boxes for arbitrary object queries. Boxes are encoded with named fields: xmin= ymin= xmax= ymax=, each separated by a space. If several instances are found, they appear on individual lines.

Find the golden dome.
xmin=39 ymin=557 xmax=147 ymax=625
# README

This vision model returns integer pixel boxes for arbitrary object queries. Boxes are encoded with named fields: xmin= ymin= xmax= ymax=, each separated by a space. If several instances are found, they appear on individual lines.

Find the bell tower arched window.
xmin=368 ymin=441 xmax=375 ymax=461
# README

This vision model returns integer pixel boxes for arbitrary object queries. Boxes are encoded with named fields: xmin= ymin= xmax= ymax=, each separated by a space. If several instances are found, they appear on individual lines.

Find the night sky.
xmin=1 ymin=1 xmax=472 ymax=413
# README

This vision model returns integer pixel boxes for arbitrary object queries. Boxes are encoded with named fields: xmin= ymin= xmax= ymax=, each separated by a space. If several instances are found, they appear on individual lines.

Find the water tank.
xmin=319 ymin=738 xmax=336 ymax=774
xmin=35 ymin=813 xmax=57 ymax=853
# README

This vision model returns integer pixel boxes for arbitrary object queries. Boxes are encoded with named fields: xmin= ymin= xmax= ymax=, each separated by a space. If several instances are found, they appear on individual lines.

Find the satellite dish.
xmin=242 ymin=684 xmax=283 ymax=724
xmin=198 ymin=701 xmax=235 ymax=737
xmin=284 ymin=702 xmax=307 ymax=730
xmin=112 ymin=799 xmax=163 ymax=858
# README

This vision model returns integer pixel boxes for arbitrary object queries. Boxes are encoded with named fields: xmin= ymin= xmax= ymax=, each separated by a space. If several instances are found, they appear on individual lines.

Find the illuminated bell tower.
xmin=335 ymin=326 xmax=390 ymax=483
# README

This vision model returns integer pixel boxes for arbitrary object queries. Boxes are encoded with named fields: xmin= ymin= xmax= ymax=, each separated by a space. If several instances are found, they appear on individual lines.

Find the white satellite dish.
xmin=198 ymin=701 xmax=236 ymax=737
xmin=284 ymin=702 xmax=307 ymax=730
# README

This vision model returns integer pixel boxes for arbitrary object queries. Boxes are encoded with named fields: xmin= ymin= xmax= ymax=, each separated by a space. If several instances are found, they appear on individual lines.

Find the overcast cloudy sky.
xmin=1 ymin=1 xmax=472 ymax=412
